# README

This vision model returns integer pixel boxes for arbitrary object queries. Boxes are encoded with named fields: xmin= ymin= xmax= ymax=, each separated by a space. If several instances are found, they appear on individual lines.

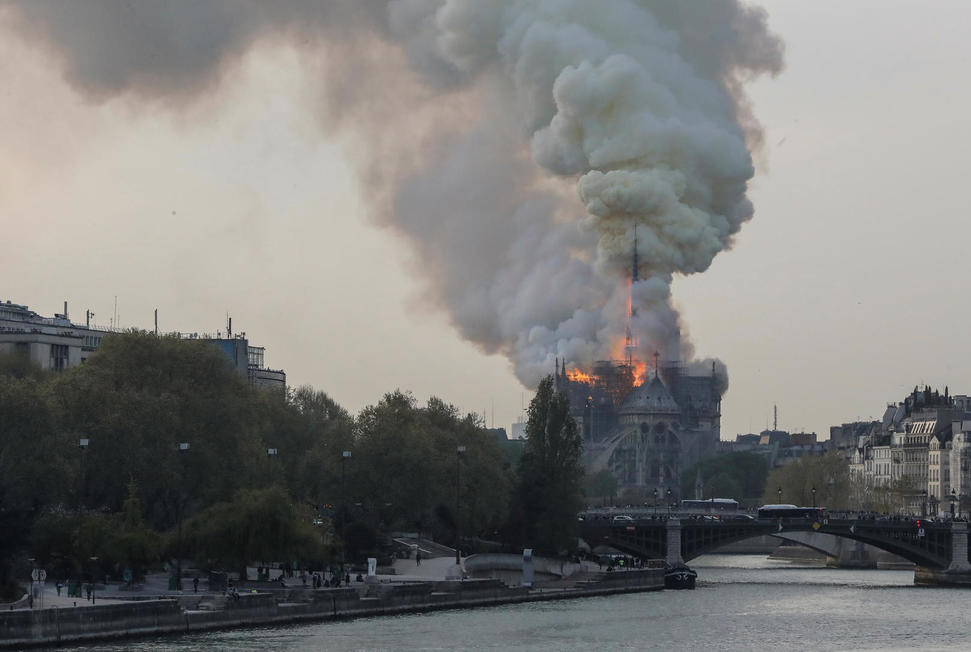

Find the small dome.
xmin=619 ymin=376 xmax=680 ymax=416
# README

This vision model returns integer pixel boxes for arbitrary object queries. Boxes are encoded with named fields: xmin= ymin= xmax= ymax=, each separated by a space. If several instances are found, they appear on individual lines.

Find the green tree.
xmin=681 ymin=452 xmax=768 ymax=504
xmin=181 ymin=486 xmax=322 ymax=579
xmin=350 ymin=392 xmax=510 ymax=546
xmin=51 ymin=332 xmax=268 ymax=531
xmin=585 ymin=469 xmax=618 ymax=506
xmin=0 ymin=370 xmax=69 ymax=597
xmin=762 ymin=453 xmax=852 ymax=509
xmin=515 ymin=376 xmax=584 ymax=555
xmin=255 ymin=386 xmax=354 ymax=510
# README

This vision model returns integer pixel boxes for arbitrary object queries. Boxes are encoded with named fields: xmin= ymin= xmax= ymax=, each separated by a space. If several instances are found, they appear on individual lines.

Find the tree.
xmin=515 ymin=376 xmax=584 ymax=555
xmin=585 ymin=469 xmax=618 ymax=506
xmin=51 ymin=332 xmax=268 ymax=530
xmin=181 ymin=487 xmax=323 ymax=579
xmin=762 ymin=453 xmax=852 ymax=509
xmin=350 ymin=392 xmax=510 ymax=545
xmin=681 ymin=452 xmax=768 ymax=504
xmin=0 ymin=371 xmax=69 ymax=598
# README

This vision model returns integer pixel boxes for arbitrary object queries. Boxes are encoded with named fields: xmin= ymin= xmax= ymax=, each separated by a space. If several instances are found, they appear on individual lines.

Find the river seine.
xmin=67 ymin=555 xmax=971 ymax=651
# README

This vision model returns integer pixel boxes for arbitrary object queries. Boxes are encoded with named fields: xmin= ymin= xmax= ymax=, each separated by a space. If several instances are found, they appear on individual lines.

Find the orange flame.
xmin=566 ymin=369 xmax=593 ymax=383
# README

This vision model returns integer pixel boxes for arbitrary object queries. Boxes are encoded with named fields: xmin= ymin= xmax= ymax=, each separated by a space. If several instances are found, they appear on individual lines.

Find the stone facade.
xmin=555 ymin=360 xmax=721 ymax=498
xmin=848 ymin=386 xmax=970 ymax=515
xmin=0 ymin=298 xmax=285 ymax=391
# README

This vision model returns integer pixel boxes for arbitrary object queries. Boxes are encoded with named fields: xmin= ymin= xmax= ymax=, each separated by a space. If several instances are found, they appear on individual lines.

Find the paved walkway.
xmin=390 ymin=555 xmax=464 ymax=581
xmin=12 ymin=555 xmax=610 ymax=610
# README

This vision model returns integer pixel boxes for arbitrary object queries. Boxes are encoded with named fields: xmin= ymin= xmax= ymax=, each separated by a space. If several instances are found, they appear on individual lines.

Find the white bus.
xmin=680 ymin=498 xmax=740 ymax=513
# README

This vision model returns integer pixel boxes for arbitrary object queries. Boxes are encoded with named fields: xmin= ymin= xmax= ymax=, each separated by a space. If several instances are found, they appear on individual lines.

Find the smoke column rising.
xmin=5 ymin=0 xmax=783 ymax=392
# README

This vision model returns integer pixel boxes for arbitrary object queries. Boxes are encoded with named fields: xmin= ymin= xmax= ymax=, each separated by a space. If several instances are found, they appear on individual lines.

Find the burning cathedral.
xmin=554 ymin=241 xmax=723 ymax=499
xmin=555 ymin=347 xmax=722 ymax=499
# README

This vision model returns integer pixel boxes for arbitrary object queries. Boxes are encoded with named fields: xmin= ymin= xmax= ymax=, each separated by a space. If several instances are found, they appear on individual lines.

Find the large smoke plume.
xmin=5 ymin=0 xmax=783 ymax=393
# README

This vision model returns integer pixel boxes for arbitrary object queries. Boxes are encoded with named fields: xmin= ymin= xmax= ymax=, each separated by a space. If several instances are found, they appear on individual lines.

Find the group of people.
xmin=592 ymin=554 xmax=648 ymax=572
xmin=52 ymin=580 xmax=97 ymax=601
xmin=307 ymin=572 xmax=351 ymax=589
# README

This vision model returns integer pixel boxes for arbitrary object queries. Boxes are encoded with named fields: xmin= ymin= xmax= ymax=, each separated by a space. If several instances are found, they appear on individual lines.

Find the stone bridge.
xmin=578 ymin=515 xmax=971 ymax=586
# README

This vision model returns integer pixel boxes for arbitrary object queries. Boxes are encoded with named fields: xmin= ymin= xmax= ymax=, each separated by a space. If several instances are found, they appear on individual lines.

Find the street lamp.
xmin=653 ymin=488 xmax=658 ymax=516
xmin=951 ymin=489 xmax=957 ymax=518
xmin=777 ymin=486 xmax=783 ymax=504
xmin=455 ymin=446 xmax=466 ymax=567
xmin=175 ymin=442 xmax=190 ymax=591
xmin=341 ymin=451 xmax=352 ymax=576
xmin=78 ymin=438 xmax=90 ymax=511
xmin=666 ymin=487 xmax=672 ymax=514
xmin=811 ymin=486 xmax=816 ymax=509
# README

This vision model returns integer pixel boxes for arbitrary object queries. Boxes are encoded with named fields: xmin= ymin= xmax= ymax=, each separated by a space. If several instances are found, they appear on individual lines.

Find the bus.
xmin=757 ymin=504 xmax=824 ymax=519
xmin=681 ymin=498 xmax=740 ymax=513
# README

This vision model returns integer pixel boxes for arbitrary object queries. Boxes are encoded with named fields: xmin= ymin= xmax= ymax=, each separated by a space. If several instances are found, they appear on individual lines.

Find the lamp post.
xmin=341 ymin=451 xmax=351 ymax=576
xmin=666 ymin=487 xmax=672 ymax=514
xmin=78 ymin=438 xmax=89 ymax=511
xmin=653 ymin=488 xmax=658 ymax=517
xmin=175 ymin=442 xmax=190 ymax=591
xmin=951 ymin=489 xmax=958 ymax=519
xmin=777 ymin=486 xmax=783 ymax=504
xmin=455 ymin=446 xmax=466 ymax=567
xmin=811 ymin=486 xmax=816 ymax=509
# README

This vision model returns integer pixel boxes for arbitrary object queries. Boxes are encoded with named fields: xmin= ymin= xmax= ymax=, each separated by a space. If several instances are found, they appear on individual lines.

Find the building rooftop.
xmin=618 ymin=376 xmax=680 ymax=415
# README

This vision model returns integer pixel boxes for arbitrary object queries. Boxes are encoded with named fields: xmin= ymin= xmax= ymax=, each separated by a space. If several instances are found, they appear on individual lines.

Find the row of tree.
xmin=0 ymin=333 xmax=584 ymax=598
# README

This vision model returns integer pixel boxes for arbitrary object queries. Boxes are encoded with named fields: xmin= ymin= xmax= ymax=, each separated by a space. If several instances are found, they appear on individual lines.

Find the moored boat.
xmin=664 ymin=563 xmax=697 ymax=590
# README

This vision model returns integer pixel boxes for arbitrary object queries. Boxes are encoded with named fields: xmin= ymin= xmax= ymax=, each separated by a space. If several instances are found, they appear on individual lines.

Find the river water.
xmin=66 ymin=555 xmax=971 ymax=651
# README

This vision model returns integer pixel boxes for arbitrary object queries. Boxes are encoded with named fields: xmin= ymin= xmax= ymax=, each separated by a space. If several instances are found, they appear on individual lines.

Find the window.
xmin=50 ymin=344 xmax=69 ymax=371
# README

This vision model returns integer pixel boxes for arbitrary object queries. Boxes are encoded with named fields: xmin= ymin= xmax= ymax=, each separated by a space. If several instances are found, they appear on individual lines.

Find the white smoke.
xmin=5 ymin=0 xmax=783 ymax=392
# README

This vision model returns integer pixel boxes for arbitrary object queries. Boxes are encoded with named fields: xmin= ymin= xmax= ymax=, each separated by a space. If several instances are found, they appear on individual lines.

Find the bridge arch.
xmin=578 ymin=517 xmax=961 ymax=571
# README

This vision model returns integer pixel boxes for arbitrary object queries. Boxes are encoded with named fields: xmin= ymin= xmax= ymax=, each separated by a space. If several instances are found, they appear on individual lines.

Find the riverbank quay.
xmin=0 ymin=568 xmax=663 ymax=649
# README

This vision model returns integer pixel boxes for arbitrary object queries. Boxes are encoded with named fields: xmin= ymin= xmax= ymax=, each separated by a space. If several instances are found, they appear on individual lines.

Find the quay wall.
xmin=0 ymin=571 xmax=663 ymax=649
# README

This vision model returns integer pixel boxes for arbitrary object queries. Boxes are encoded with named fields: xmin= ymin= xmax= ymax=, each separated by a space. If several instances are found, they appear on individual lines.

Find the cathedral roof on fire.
xmin=618 ymin=375 xmax=680 ymax=416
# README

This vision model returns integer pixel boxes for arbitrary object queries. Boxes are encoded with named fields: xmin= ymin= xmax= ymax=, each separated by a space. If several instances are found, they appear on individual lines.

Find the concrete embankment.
xmin=0 ymin=570 xmax=663 ymax=649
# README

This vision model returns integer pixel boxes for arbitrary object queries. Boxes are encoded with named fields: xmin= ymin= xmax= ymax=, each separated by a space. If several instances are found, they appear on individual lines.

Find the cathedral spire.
xmin=625 ymin=225 xmax=638 ymax=369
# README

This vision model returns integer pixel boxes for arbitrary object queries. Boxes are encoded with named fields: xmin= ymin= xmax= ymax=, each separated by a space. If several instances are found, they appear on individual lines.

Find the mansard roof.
xmin=618 ymin=375 xmax=680 ymax=416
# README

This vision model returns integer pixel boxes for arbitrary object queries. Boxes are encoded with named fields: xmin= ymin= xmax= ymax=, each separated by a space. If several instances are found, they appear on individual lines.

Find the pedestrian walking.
xmin=416 ymin=550 xmax=422 ymax=566
xmin=192 ymin=576 xmax=199 ymax=592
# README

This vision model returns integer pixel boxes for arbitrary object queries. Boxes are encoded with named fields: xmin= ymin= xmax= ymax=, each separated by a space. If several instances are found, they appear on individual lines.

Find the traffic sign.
xmin=31 ymin=569 xmax=46 ymax=582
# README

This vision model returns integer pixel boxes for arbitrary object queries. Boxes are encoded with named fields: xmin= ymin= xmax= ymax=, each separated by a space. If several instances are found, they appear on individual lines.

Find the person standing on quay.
xmin=416 ymin=550 xmax=422 ymax=566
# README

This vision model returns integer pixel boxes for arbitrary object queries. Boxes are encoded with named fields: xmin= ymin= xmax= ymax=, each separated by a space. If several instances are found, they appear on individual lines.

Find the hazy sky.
xmin=2 ymin=1 xmax=969 ymax=438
